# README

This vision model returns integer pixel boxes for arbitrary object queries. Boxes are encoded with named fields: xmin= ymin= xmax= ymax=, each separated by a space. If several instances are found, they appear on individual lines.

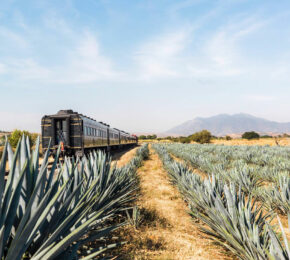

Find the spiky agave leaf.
xmin=152 ymin=144 xmax=278 ymax=260
xmin=0 ymin=137 xmax=148 ymax=259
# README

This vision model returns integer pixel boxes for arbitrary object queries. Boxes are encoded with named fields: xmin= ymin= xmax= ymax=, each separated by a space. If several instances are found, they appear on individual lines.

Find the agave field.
xmin=165 ymin=143 xmax=290 ymax=213
xmin=0 ymin=136 xmax=148 ymax=259
xmin=152 ymin=143 xmax=290 ymax=260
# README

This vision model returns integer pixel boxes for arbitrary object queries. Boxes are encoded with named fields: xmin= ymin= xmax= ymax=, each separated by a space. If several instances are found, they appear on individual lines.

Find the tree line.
xmin=138 ymin=130 xmax=290 ymax=144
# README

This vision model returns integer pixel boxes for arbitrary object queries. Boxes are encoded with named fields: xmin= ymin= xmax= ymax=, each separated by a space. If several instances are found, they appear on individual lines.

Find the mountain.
xmin=165 ymin=113 xmax=290 ymax=136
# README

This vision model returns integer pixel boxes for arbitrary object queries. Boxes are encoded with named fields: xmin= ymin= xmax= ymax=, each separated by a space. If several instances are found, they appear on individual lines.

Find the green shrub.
xmin=189 ymin=130 xmax=211 ymax=144
xmin=146 ymin=134 xmax=157 ymax=139
xmin=260 ymin=135 xmax=272 ymax=138
xmin=8 ymin=129 xmax=38 ymax=148
xmin=242 ymin=131 xmax=260 ymax=140
xmin=225 ymin=135 xmax=232 ymax=140
xmin=179 ymin=137 xmax=191 ymax=143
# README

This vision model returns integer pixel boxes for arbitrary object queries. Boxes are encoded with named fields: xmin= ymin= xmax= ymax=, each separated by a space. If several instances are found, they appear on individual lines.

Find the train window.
xmin=84 ymin=126 xmax=87 ymax=136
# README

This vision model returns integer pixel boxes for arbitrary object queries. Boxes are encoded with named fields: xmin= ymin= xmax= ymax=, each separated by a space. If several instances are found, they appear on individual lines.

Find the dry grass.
xmin=140 ymin=137 xmax=290 ymax=146
xmin=212 ymin=138 xmax=290 ymax=146
xmin=170 ymin=153 xmax=208 ymax=180
xmin=113 ymin=146 xmax=139 ymax=168
xmin=112 ymin=146 xmax=233 ymax=259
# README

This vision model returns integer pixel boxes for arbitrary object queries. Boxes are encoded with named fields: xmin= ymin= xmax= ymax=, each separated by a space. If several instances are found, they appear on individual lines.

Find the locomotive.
xmin=41 ymin=110 xmax=137 ymax=156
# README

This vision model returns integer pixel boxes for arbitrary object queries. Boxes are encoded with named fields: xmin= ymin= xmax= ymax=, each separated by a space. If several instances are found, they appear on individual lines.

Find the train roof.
xmin=45 ymin=110 xmax=134 ymax=136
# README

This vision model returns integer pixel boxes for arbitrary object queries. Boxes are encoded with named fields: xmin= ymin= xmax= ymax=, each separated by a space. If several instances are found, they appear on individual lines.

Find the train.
xmin=41 ymin=110 xmax=138 ymax=156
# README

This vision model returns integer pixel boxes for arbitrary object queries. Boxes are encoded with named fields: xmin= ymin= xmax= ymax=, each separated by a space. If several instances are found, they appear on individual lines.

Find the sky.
xmin=1 ymin=0 xmax=290 ymax=134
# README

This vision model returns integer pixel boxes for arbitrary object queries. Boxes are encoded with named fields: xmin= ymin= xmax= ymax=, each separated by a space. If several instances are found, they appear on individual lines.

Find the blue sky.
xmin=1 ymin=0 xmax=290 ymax=133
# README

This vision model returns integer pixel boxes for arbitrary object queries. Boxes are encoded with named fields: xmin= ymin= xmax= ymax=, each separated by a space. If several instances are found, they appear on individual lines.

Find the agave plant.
xmin=268 ymin=216 xmax=290 ymax=259
xmin=152 ymin=144 xmax=288 ymax=260
xmin=261 ymin=176 xmax=290 ymax=215
xmin=189 ymin=184 xmax=273 ymax=260
xmin=0 ymin=136 xmax=147 ymax=259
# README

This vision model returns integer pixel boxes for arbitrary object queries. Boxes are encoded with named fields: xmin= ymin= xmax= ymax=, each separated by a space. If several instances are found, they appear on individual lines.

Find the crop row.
xmin=163 ymin=143 xmax=290 ymax=215
xmin=0 ymin=136 xmax=148 ymax=260
xmin=152 ymin=144 xmax=290 ymax=260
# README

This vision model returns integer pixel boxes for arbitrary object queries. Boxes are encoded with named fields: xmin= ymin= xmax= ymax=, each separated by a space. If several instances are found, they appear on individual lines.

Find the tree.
xmin=189 ymin=130 xmax=212 ymax=144
xmin=242 ymin=131 xmax=260 ymax=140
xmin=146 ymin=135 xmax=157 ymax=140
xmin=8 ymin=129 xmax=38 ymax=148
xmin=179 ymin=137 xmax=191 ymax=143
xmin=138 ymin=135 xmax=147 ymax=140
xmin=260 ymin=135 xmax=272 ymax=138
xmin=225 ymin=135 xmax=232 ymax=140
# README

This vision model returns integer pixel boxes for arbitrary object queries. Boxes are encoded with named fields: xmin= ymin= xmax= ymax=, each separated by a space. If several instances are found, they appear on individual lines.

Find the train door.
xmin=107 ymin=128 xmax=110 ymax=146
xmin=54 ymin=118 xmax=70 ymax=146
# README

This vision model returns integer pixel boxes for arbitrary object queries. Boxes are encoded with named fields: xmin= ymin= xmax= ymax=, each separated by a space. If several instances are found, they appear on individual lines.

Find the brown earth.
xmin=212 ymin=138 xmax=290 ymax=146
xmin=170 ymin=153 xmax=208 ymax=180
xmin=113 ymin=146 xmax=139 ymax=168
xmin=140 ymin=138 xmax=290 ymax=146
xmin=114 ymin=146 xmax=233 ymax=259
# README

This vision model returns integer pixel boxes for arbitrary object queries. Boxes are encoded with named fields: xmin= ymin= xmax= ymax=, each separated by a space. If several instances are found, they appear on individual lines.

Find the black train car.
xmin=41 ymin=110 xmax=137 ymax=156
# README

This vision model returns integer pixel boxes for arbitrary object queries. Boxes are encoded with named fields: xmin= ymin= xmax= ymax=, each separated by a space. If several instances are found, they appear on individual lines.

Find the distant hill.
xmin=165 ymin=113 xmax=290 ymax=136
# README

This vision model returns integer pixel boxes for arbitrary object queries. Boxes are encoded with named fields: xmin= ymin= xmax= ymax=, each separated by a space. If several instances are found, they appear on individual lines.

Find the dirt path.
xmin=117 ymin=146 xmax=232 ymax=259
xmin=170 ymin=153 xmax=208 ymax=180
xmin=114 ymin=146 xmax=139 ymax=167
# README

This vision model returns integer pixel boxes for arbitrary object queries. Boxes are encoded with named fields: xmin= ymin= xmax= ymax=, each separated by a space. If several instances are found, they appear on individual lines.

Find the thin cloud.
xmin=245 ymin=95 xmax=276 ymax=102
xmin=133 ymin=30 xmax=190 ymax=80
xmin=54 ymin=31 xmax=121 ymax=84
xmin=0 ymin=64 xmax=6 ymax=74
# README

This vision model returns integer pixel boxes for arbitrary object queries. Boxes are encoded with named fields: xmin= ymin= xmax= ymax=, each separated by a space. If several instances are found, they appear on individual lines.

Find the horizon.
xmin=1 ymin=0 xmax=290 ymax=133
xmin=2 ymin=111 xmax=290 ymax=135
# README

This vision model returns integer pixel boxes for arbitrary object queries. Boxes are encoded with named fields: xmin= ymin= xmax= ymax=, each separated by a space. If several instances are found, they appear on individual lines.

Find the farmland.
xmin=0 ymin=137 xmax=149 ymax=259
xmin=1 ymin=137 xmax=290 ymax=259
xmin=152 ymin=143 xmax=290 ymax=259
